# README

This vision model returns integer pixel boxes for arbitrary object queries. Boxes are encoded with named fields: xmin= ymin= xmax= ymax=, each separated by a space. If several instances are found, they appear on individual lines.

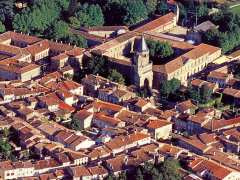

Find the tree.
xmin=201 ymin=84 xmax=212 ymax=103
xmin=196 ymin=3 xmax=209 ymax=18
xmin=189 ymin=84 xmax=212 ymax=104
xmin=0 ymin=0 xmax=15 ymax=24
xmin=123 ymin=0 xmax=148 ymax=25
xmin=156 ymin=0 xmax=169 ymax=16
xmin=160 ymin=78 xmax=181 ymax=98
xmin=13 ymin=0 xmax=62 ymax=34
xmin=144 ymin=0 xmax=157 ymax=15
xmin=155 ymin=41 xmax=174 ymax=59
xmin=69 ymin=16 xmax=81 ymax=28
xmin=70 ymin=118 xmax=81 ymax=131
xmin=67 ymin=0 xmax=78 ymax=17
xmin=103 ymin=0 xmax=126 ymax=25
xmin=68 ymin=34 xmax=87 ymax=48
xmin=52 ymin=20 xmax=69 ymax=40
xmin=147 ymin=40 xmax=173 ymax=62
xmin=0 ymin=138 xmax=12 ymax=160
xmin=202 ymin=28 xmax=220 ymax=47
xmin=87 ymin=55 xmax=108 ymax=77
xmin=141 ymin=162 xmax=160 ymax=179
xmin=0 ymin=21 xmax=5 ymax=33
xmin=158 ymin=159 xmax=181 ymax=180
xmin=189 ymin=87 xmax=201 ymax=102
xmin=170 ymin=78 xmax=181 ymax=93
xmin=64 ymin=73 xmax=73 ymax=80
xmin=107 ymin=69 xmax=125 ymax=84
xmin=178 ymin=2 xmax=187 ymax=20
xmin=74 ymin=3 xmax=104 ymax=27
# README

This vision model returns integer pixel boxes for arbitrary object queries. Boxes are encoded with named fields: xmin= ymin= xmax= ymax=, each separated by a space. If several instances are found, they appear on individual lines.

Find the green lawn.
xmin=230 ymin=4 xmax=240 ymax=14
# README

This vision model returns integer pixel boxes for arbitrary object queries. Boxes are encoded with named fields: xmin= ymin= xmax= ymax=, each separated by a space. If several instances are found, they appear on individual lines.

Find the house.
xmin=219 ymin=128 xmax=240 ymax=153
xmin=98 ymin=87 xmax=135 ymax=104
xmin=73 ymin=110 xmax=93 ymax=130
xmin=66 ymin=47 xmax=84 ymax=68
xmin=56 ymin=90 xmax=75 ymax=106
xmin=207 ymin=71 xmax=233 ymax=88
xmin=177 ymin=135 xmax=211 ymax=155
xmin=0 ymin=161 xmax=34 ymax=180
xmin=146 ymin=119 xmax=172 ymax=140
xmin=87 ymin=165 xmax=108 ymax=180
xmin=104 ymin=132 xmax=151 ymax=155
xmin=159 ymin=143 xmax=186 ymax=159
xmin=88 ymin=146 xmax=111 ymax=161
xmin=50 ymin=53 xmax=69 ymax=70
xmin=66 ymin=151 xmax=88 ymax=166
xmin=175 ymin=100 xmax=197 ymax=114
xmin=81 ymin=74 xmax=118 ymax=97
xmin=37 ymin=92 xmax=64 ymax=112
xmin=68 ymin=166 xmax=92 ymax=180
xmin=93 ymin=113 xmax=125 ymax=129
xmin=190 ymin=79 xmax=218 ymax=93
xmin=187 ymin=20 xmax=217 ymax=44
xmin=57 ymin=80 xmax=83 ymax=96
xmin=123 ymin=98 xmax=154 ymax=112
xmin=222 ymin=88 xmax=240 ymax=106
xmin=34 ymin=159 xmax=60 ymax=175
xmin=188 ymin=158 xmax=240 ymax=180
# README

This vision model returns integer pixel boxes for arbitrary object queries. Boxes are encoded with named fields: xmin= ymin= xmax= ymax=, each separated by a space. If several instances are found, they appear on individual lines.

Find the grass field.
xmin=230 ymin=4 xmax=240 ymax=14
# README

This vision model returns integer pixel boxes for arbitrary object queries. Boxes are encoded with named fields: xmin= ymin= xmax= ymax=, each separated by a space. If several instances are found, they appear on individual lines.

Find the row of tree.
xmin=0 ymin=0 xmax=172 ymax=40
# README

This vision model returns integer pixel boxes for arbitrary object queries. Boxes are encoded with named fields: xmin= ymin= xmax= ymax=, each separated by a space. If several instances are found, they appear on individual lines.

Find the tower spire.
xmin=136 ymin=35 xmax=148 ymax=53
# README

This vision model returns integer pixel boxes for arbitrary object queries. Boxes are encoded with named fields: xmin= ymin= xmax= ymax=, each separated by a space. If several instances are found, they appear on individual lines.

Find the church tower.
xmin=133 ymin=36 xmax=153 ymax=89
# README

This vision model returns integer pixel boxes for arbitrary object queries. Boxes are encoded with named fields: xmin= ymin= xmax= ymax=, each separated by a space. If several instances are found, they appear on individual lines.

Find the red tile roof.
xmin=134 ymin=13 xmax=176 ymax=33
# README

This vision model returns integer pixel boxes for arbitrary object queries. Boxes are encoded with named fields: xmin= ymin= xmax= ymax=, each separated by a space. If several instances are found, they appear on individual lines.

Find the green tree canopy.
xmin=189 ymin=84 xmax=213 ymax=104
xmin=70 ymin=118 xmax=81 ymax=131
xmin=52 ymin=20 xmax=69 ymax=40
xmin=196 ymin=3 xmax=209 ymax=18
xmin=0 ymin=0 xmax=15 ymax=23
xmin=144 ymin=0 xmax=157 ymax=15
xmin=156 ymin=0 xmax=169 ymax=15
xmin=0 ymin=21 xmax=5 ymax=33
xmin=107 ymin=69 xmax=125 ymax=84
xmin=0 ymin=138 xmax=12 ymax=160
xmin=87 ymin=55 xmax=108 ymax=77
xmin=13 ymin=0 xmax=62 ymax=34
xmin=147 ymin=40 xmax=174 ymax=62
xmin=123 ymin=0 xmax=148 ymax=25
xmin=160 ymin=78 xmax=181 ymax=98
xmin=68 ymin=33 xmax=87 ymax=48
xmin=158 ymin=159 xmax=181 ymax=180
xmin=73 ymin=3 xmax=104 ymax=28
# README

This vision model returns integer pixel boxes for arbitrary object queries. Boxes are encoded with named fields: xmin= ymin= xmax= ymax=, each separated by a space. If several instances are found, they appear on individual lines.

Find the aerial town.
xmin=0 ymin=0 xmax=240 ymax=180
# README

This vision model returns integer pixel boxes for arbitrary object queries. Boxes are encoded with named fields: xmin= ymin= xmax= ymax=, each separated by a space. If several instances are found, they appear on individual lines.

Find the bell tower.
xmin=133 ymin=35 xmax=153 ymax=89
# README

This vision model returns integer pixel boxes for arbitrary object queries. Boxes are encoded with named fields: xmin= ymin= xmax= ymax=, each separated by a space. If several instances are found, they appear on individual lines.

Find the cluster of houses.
xmin=0 ymin=1 xmax=240 ymax=179
xmin=0 ymin=69 xmax=240 ymax=179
